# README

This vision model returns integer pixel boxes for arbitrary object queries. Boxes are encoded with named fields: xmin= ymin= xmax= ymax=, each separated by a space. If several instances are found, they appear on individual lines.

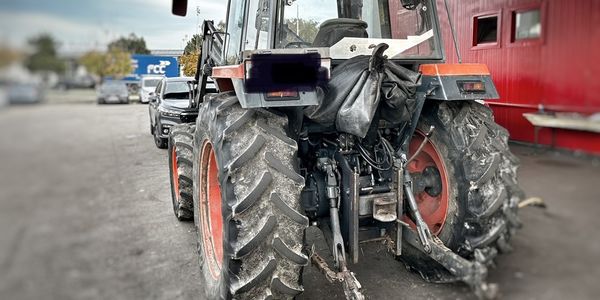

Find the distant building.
xmin=150 ymin=49 xmax=184 ymax=58
xmin=123 ymin=54 xmax=180 ymax=83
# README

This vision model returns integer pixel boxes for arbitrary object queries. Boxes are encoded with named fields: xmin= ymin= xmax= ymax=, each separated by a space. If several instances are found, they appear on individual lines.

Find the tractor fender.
xmin=418 ymin=64 xmax=499 ymax=101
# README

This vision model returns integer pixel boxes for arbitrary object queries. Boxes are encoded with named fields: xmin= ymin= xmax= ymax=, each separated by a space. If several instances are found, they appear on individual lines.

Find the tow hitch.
xmin=310 ymin=249 xmax=365 ymax=300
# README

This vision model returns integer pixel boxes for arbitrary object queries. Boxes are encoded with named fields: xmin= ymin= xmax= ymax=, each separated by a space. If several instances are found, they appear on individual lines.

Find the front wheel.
xmin=168 ymin=123 xmax=195 ymax=221
xmin=193 ymin=92 xmax=308 ymax=299
xmin=400 ymin=101 xmax=523 ymax=281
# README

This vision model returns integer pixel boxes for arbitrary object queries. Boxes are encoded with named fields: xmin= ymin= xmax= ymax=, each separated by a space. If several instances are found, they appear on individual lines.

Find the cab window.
xmin=244 ymin=0 xmax=271 ymax=50
xmin=225 ymin=0 xmax=246 ymax=64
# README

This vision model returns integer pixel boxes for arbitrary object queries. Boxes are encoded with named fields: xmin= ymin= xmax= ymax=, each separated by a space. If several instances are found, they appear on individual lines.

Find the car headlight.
xmin=158 ymin=107 xmax=180 ymax=117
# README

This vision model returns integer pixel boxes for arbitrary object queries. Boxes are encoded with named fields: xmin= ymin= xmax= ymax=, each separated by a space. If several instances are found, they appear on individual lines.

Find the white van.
xmin=140 ymin=75 xmax=164 ymax=104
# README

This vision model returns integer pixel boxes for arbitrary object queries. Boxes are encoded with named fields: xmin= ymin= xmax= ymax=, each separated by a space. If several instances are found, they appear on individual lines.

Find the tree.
xmin=216 ymin=20 xmax=226 ymax=32
xmin=180 ymin=20 xmax=226 ymax=77
xmin=0 ymin=46 xmax=23 ymax=68
xmin=79 ymin=51 xmax=104 ymax=77
xmin=179 ymin=53 xmax=198 ymax=77
xmin=103 ymin=48 xmax=132 ymax=78
xmin=24 ymin=33 xmax=65 ymax=74
xmin=108 ymin=33 xmax=150 ymax=54
xmin=285 ymin=18 xmax=319 ymax=42
xmin=184 ymin=34 xmax=202 ymax=55
xmin=79 ymin=48 xmax=132 ymax=79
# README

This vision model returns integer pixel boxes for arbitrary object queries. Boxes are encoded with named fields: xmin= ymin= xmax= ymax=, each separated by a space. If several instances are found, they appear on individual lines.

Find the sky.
xmin=0 ymin=0 xmax=227 ymax=54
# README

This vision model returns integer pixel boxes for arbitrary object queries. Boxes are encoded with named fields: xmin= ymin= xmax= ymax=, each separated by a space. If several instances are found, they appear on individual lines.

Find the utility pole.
xmin=296 ymin=4 xmax=299 ymax=34
xmin=196 ymin=6 xmax=201 ymax=52
xmin=182 ymin=34 xmax=188 ymax=49
xmin=196 ymin=6 xmax=201 ymax=36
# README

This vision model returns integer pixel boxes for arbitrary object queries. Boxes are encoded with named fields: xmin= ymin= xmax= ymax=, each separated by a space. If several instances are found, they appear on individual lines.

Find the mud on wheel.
xmin=401 ymin=101 xmax=523 ymax=281
xmin=193 ymin=92 xmax=309 ymax=299
xmin=168 ymin=123 xmax=195 ymax=221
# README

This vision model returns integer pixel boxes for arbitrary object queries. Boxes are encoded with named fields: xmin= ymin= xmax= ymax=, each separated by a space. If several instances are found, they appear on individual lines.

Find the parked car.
xmin=139 ymin=75 xmax=164 ymax=104
xmin=125 ymin=81 xmax=141 ymax=102
xmin=0 ymin=85 xmax=8 ymax=109
xmin=148 ymin=76 xmax=195 ymax=148
xmin=56 ymin=75 xmax=96 ymax=90
xmin=97 ymin=80 xmax=129 ymax=104
xmin=7 ymin=82 xmax=44 ymax=104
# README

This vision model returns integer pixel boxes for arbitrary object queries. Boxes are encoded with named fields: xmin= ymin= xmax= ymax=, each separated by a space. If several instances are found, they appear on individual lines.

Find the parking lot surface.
xmin=0 ymin=101 xmax=598 ymax=299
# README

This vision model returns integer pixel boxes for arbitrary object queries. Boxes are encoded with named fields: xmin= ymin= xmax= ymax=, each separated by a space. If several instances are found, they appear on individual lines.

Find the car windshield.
xmin=163 ymin=81 xmax=192 ymax=100
xmin=101 ymin=81 xmax=127 ymax=92
xmin=275 ymin=0 xmax=440 ymax=60
xmin=143 ymin=79 xmax=161 ymax=88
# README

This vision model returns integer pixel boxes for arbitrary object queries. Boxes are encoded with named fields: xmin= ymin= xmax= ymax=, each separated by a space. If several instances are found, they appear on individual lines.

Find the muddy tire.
xmin=168 ymin=123 xmax=195 ymax=221
xmin=193 ymin=92 xmax=309 ymax=299
xmin=401 ymin=101 xmax=523 ymax=281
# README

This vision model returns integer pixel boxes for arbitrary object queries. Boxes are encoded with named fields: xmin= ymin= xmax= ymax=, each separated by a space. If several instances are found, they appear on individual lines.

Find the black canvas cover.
xmin=304 ymin=44 xmax=421 ymax=137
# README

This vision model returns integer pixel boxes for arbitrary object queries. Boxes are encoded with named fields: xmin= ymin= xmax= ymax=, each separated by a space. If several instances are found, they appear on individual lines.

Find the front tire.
xmin=168 ymin=123 xmax=195 ymax=221
xmin=193 ymin=92 xmax=308 ymax=299
xmin=400 ymin=101 xmax=523 ymax=281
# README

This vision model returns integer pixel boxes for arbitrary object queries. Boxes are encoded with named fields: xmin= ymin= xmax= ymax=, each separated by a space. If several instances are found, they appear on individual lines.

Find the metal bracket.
xmin=394 ymin=157 xmax=404 ymax=256
xmin=403 ymin=169 xmax=433 ymax=253
xmin=316 ymin=157 xmax=365 ymax=300
xmin=349 ymin=171 xmax=360 ymax=264
xmin=317 ymin=158 xmax=346 ymax=268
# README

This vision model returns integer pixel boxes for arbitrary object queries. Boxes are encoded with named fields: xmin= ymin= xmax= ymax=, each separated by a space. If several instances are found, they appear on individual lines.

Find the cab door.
xmin=223 ymin=0 xmax=247 ymax=65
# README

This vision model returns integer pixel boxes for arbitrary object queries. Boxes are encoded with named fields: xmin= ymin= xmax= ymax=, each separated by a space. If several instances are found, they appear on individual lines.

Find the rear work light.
xmin=265 ymin=89 xmax=299 ymax=100
xmin=457 ymin=80 xmax=486 ymax=93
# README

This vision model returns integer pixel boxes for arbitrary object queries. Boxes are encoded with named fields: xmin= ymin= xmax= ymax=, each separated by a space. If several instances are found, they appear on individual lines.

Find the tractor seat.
xmin=312 ymin=18 xmax=368 ymax=47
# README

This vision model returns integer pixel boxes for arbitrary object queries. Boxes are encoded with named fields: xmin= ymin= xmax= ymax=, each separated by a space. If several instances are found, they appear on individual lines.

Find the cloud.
xmin=0 ymin=11 xmax=103 ymax=52
xmin=0 ymin=1 xmax=228 ymax=53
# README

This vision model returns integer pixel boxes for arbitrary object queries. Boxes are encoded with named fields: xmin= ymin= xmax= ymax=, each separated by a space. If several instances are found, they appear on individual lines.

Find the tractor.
xmin=167 ymin=0 xmax=523 ymax=299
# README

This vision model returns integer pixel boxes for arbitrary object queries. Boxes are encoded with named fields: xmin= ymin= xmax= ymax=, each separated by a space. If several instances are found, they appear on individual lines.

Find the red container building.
xmin=436 ymin=0 xmax=600 ymax=154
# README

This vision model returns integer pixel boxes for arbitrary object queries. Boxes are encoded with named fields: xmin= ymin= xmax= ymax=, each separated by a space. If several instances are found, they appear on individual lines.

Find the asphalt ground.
xmin=0 ymin=98 xmax=598 ymax=300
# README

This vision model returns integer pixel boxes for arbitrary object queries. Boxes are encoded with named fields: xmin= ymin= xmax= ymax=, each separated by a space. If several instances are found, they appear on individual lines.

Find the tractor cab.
xmin=222 ymin=0 xmax=444 ymax=63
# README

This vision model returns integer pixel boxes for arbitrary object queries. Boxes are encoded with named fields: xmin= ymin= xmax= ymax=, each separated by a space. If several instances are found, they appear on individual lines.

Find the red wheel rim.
xmin=403 ymin=130 xmax=450 ymax=236
xmin=199 ymin=141 xmax=224 ymax=280
xmin=171 ymin=145 xmax=180 ymax=203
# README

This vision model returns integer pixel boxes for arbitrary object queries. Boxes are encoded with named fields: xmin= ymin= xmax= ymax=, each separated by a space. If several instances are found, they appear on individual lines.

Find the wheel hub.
xmin=199 ymin=141 xmax=224 ymax=280
xmin=403 ymin=130 xmax=450 ymax=236
xmin=411 ymin=166 xmax=442 ymax=197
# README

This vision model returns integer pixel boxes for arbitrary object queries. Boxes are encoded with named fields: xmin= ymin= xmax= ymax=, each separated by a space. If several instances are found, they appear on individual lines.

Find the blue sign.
xmin=127 ymin=54 xmax=179 ymax=80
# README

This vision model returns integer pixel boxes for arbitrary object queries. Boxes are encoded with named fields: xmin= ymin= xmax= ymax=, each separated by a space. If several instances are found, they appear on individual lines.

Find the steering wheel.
xmin=284 ymin=41 xmax=313 ymax=48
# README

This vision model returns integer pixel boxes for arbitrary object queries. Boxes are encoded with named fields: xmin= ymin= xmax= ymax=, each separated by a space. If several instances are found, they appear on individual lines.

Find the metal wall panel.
xmin=435 ymin=0 xmax=600 ymax=154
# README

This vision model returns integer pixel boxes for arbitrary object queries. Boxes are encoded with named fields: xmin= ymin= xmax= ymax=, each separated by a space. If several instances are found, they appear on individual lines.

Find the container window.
xmin=514 ymin=9 xmax=541 ymax=40
xmin=474 ymin=15 xmax=498 ymax=45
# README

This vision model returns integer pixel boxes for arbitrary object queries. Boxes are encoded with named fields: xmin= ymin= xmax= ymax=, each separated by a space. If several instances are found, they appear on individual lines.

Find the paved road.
xmin=0 ymin=102 xmax=598 ymax=300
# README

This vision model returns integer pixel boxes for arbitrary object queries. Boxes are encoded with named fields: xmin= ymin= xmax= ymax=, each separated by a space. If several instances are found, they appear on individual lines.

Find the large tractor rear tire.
xmin=193 ymin=92 xmax=309 ymax=299
xmin=168 ymin=123 xmax=195 ymax=221
xmin=401 ymin=101 xmax=523 ymax=281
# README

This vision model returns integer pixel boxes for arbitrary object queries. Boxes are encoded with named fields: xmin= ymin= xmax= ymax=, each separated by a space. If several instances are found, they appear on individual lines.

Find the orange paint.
xmin=419 ymin=63 xmax=491 ymax=76
xmin=199 ymin=141 xmax=224 ymax=280
xmin=211 ymin=64 xmax=245 ymax=79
